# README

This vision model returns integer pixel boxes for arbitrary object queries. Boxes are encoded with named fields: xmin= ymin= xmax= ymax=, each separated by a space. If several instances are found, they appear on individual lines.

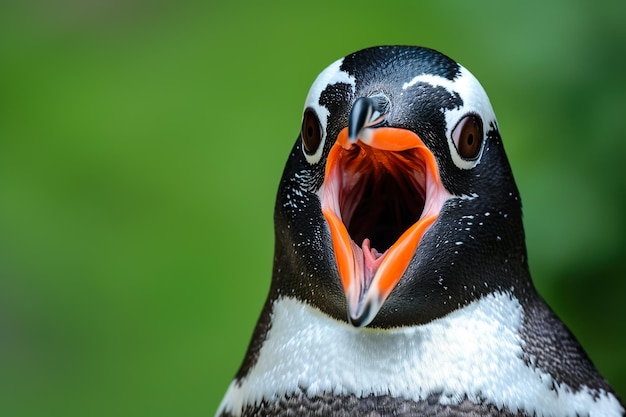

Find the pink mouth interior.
xmin=326 ymin=144 xmax=427 ymax=287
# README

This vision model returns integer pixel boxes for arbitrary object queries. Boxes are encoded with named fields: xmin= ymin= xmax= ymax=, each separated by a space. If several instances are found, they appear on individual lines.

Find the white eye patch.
xmin=301 ymin=58 xmax=356 ymax=164
xmin=402 ymin=67 xmax=497 ymax=170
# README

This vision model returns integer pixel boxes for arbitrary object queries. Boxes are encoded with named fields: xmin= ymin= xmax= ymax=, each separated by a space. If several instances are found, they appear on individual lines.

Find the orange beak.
xmin=320 ymin=126 xmax=451 ymax=326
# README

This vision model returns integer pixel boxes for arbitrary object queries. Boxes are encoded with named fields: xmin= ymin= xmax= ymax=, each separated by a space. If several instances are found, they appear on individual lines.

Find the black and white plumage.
xmin=216 ymin=46 xmax=624 ymax=417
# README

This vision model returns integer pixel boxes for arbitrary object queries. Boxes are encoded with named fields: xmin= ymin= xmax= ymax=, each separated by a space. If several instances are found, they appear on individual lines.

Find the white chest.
xmin=218 ymin=292 xmax=623 ymax=417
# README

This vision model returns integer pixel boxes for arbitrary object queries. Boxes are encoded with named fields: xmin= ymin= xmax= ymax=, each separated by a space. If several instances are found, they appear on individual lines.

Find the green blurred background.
xmin=0 ymin=0 xmax=624 ymax=415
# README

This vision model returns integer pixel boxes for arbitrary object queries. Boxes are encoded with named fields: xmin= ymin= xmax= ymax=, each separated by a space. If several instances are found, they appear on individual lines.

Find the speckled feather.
xmin=220 ymin=392 xmax=530 ymax=417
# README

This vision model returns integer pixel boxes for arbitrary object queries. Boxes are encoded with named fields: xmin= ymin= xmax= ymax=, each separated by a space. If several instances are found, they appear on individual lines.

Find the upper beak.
xmin=348 ymin=96 xmax=389 ymax=142
xmin=320 ymin=97 xmax=451 ymax=327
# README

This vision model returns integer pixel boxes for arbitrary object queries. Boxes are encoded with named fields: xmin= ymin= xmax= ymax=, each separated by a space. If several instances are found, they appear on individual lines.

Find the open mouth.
xmin=320 ymin=127 xmax=451 ymax=326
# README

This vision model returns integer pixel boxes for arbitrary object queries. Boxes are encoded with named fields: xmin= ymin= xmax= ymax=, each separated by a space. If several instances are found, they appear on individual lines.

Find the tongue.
xmin=359 ymin=238 xmax=387 ymax=292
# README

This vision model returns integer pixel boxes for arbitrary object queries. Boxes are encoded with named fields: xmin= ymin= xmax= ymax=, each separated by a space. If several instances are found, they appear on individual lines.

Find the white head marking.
xmin=301 ymin=58 xmax=356 ymax=164
xmin=403 ymin=66 xmax=497 ymax=169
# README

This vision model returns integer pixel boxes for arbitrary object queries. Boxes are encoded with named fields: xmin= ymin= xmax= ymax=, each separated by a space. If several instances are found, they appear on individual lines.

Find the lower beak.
xmin=320 ymin=127 xmax=451 ymax=327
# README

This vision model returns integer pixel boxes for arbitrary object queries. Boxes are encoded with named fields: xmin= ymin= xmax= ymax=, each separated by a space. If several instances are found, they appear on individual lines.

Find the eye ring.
xmin=301 ymin=108 xmax=323 ymax=154
xmin=452 ymin=114 xmax=484 ymax=160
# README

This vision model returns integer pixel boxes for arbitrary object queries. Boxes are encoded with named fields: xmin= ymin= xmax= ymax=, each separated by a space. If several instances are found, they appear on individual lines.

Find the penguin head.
xmin=274 ymin=46 xmax=529 ymax=328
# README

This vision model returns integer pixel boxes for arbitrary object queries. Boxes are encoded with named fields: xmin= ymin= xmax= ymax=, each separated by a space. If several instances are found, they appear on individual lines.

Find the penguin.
xmin=216 ymin=46 xmax=624 ymax=417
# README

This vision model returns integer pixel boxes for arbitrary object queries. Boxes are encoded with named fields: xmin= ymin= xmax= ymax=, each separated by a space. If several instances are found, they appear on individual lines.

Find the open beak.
xmin=320 ymin=98 xmax=452 ymax=327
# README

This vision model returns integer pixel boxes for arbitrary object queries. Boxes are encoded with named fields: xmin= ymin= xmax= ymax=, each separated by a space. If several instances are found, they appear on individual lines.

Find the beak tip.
xmin=348 ymin=301 xmax=375 ymax=328
xmin=348 ymin=314 xmax=365 ymax=327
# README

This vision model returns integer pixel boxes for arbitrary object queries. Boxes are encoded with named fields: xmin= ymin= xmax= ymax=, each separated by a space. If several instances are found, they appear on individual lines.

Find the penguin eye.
xmin=452 ymin=115 xmax=484 ymax=160
xmin=301 ymin=108 xmax=322 ymax=154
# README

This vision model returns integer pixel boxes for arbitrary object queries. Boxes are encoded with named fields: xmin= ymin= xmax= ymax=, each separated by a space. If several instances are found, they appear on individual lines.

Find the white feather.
xmin=217 ymin=292 xmax=623 ymax=417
